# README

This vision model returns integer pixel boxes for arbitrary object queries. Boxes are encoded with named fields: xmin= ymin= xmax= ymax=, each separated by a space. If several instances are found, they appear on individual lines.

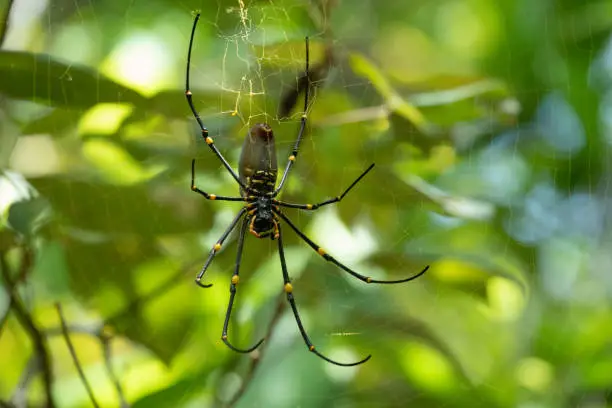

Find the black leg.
xmin=191 ymin=159 xmax=246 ymax=202
xmin=274 ymin=37 xmax=310 ymax=195
xmin=221 ymin=217 xmax=265 ymax=353
xmin=186 ymin=13 xmax=248 ymax=191
xmin=275 ymin=210 xmax=429 ymax=284
xmin=277 ymin=224 xmax=371 ymax=367
xmin=274 ymin=163 xmax=375 ymax=210
xmin=195 ymin=208 xmax=247 ymax=288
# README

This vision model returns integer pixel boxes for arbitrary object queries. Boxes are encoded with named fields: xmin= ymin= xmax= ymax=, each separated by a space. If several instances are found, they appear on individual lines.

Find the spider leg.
xmin=275 ymin=210 xmax=429 ymax=284
xmin=222 ymin=217 xmax=265 ymax=353
xmin=186 ymin=14 xmax=247 ymax=191
xmin=191 ymin=160 xmax=246 ymax=202
xmin=274 ymin=163 xmax=375 ymax=210
xmin=274 ymin=37 xmax=310 ymax=196
xmin=195 ymin=207 xmax=247 ymax=288
xmin=277 ymin=223 xmax=371 ymax=367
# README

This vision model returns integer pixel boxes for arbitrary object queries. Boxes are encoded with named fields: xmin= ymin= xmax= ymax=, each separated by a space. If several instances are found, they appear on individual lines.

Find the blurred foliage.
xmin=1 ymin=0 xmax=612 ymax=407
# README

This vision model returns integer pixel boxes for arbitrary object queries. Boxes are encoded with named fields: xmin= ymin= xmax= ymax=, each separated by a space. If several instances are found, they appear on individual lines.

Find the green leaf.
xmin=131 ymin=376 xmax=203 ymax=408
xmin=30 ymin=177 xmax=215 ymax=235
xmin=349 ymin=53 xmax=432 ymax=135
xmin=21 ymin=107 xmax=82 ymax=136
xmin=405 ymin=222 xmax=530 ymax=295
xmin=7 ymin=196 xmax=52 ymax=237
xmin=64 ymin=237 xmax=196 ymax=364
xmin=0 ymin=51 xmax=147 ymax=109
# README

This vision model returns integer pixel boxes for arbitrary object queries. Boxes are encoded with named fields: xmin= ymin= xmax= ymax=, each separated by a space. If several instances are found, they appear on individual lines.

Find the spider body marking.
xmin=185 ymin=12 xmax=429 ymax=367
xmin=239 ymin=123 xmax=280 ymax=239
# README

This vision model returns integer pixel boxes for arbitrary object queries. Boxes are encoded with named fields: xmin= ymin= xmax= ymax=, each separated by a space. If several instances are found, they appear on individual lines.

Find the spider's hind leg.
xmin=275 ymin=210 xmax=429 ymax=284
xmin=221 ymin=217 xmax=265 ymax=353
xmin=276 ymin=223 xmax=371 ymax=367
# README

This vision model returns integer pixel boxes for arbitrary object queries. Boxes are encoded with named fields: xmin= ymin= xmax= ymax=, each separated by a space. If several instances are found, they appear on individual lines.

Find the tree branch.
xmin=101 ymin=331 xmax=129 ymax=408
xmin=0 ymin=251 xmax=55 ymax=408
xmin=226 ymin=293 xmax=286 ymax=408
xmin=0 ymin=0 xmax=14 ymax=48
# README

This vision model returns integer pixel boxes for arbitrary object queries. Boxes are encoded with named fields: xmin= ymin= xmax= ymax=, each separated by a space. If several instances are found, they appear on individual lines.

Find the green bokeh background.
xmin=1 ymin=0 xmax=612 ymax=407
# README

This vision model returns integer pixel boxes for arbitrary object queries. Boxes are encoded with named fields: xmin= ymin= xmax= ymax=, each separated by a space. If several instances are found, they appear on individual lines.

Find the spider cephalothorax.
xmin=185 ymin=12 xmax=429 ymax=367
xmin=247 ymin=195 xmax=279 ymax=239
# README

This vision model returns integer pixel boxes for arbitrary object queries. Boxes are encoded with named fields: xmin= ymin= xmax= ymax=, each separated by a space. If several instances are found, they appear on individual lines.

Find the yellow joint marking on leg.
xmin=214 ymin=243 xmax=222 ymax=251
xmin=366 ymin=277 xmax=372 ymax=283
xmin=284 ymin=283 xmax=293 ymax=293
xmin=191 ymin=185 xmax=197 ymax=191
xmin=317 ymin=247 xmax=326 ymax=256
xmin=306 ymin=204 xmax=313 ymax=210
xmin=205 ymin=136 xmax=213 ymax=145
xmin=231 ymin=110 xmax=238 ymax=116
xmin=289 ymin=155 xmax=295 ymax=161
xmin=231 ymin=275 xmax=239 ymax=285
xmin=222 ymin=335 xmax=228 ymax=340
xmin=248 ymin=195 xmax=256 ymax=200
xmin=185 ymin=90 xmax=192 ymax=96
xmin=302 ymin=114 xmax=307 ymax=119
xmin=309 ymin=345 xmax=315 ymax=351
xmin=209 ymin=194 xmax=216 ymax=200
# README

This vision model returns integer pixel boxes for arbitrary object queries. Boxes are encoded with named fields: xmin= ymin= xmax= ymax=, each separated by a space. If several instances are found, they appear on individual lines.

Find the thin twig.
xmin=101 ymin=334 xmax=129 ymax=408
xmin=0 ymin=292 xmax=12 ymax=337
xmin=55 ymin=303 xmax=100 ymax=408
xmin=0 ymin=0 xmax=15 ymax=48
xmin=0 ymin=246 xmax=32 ymax=338
xmin=226 ymin=293 xmax=286 ymax=408
xmin=10 ymin=355 xmax=38 ymax=408
xmin=43 ymin=324 xmax=129 ymax=407
xmin=0 ymin=251 xmax=55 ymax=408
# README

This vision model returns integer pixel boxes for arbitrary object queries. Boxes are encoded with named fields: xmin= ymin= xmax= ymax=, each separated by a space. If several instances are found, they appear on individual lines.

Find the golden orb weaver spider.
xmin=185 ymin=13 xmax=429 ymax=367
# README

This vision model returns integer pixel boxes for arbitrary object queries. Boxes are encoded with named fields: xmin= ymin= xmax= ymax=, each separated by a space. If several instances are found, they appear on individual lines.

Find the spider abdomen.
xmin=239 ymin=123 xmax=278 ymax=196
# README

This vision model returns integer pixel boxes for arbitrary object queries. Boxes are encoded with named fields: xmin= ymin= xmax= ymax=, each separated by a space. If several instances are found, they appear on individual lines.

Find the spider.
xmin=185 ymin=13 xmax=429 ymax=367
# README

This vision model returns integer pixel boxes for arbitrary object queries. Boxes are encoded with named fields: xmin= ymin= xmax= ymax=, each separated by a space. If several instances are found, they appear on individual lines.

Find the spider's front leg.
xmin=186 ymin=13 xmax=247 ymax=191
xmin=274 ymin=163 xmax=375 ymax=210
xmin=190 ymin=159 xmax=246 ymax=202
